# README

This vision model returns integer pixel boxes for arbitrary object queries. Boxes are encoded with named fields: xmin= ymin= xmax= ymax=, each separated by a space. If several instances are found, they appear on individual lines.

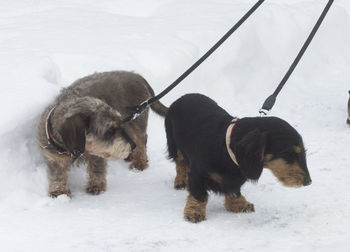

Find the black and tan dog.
xmin=37 ymin=71 xmax=167 ymax=197
xmin=165 ymin=93 xmax=311 ymax=223
xmin=347 ymin=90 xmax=350 ymax=125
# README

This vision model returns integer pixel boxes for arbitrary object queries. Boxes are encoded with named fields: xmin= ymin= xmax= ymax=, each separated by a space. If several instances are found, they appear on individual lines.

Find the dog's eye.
xmin=279 ymin=150 xmax=298 ymax=164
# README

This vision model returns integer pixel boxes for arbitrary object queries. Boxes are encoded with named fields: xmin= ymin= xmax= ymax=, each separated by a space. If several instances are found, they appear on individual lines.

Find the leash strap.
xmin=123 ymin=0 xmax=265 ymax=123
xmin=259 ymin=0 xmax=334 ymax=115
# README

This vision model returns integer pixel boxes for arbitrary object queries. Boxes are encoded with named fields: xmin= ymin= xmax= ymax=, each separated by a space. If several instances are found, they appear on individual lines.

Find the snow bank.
xmin=0 ymin=0 xmax=349 ymax=251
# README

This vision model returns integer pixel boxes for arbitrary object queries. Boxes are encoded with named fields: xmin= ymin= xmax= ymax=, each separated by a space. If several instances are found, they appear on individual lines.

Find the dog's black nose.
xmin=303 ymin=177 xmax=312 ymax=186
xmin=70 ymin=150 xmax=83 ymax=161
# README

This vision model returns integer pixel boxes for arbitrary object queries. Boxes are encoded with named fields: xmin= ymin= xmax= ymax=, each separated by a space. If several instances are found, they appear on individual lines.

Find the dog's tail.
xmin=141 ymin=76 xmax=168 ymax=117
xmin=150 ymin=101 xmax=168 ymax=117
xmin=165 ymin=116 xmax=177 ymax=160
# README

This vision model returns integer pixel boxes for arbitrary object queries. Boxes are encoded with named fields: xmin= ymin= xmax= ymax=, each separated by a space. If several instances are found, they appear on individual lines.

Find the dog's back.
xmin=60 ymin=71 xmax=152 ymax=116
xmin=165 ymin=93 xmax=233 ymax=162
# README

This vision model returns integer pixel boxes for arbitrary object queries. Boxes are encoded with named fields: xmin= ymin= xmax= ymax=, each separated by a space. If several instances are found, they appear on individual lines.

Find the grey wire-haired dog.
xmin=37 ymin=71 xmax=167 ymax=197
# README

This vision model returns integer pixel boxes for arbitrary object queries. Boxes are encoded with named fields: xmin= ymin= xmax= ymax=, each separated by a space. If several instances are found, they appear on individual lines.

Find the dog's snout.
xmin=303 ymin=176 xmax=312 ymax=186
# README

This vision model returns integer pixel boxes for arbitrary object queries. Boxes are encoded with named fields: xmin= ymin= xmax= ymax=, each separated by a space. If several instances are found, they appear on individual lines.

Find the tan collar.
xmin=225 ymin=118 xmax=239 ymax=166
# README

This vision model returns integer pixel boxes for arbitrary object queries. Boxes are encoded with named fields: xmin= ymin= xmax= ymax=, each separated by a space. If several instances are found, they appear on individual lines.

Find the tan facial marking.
xmin=265 ymin=158 xmax=306 ymax=187
xmin=294 ymin=146 xmax=302 ymax=153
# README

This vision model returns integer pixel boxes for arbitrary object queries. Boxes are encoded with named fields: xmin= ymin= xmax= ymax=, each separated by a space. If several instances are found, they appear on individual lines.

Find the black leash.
xmin=122 ymin=0 xmax=265 ymax=123
xmin=259 ymin=0 xmax=334 ymax=115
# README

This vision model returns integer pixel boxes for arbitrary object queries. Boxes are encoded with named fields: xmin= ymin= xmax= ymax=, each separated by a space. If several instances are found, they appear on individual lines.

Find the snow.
xmin=0 ymin=0 xmax=349 ymax=251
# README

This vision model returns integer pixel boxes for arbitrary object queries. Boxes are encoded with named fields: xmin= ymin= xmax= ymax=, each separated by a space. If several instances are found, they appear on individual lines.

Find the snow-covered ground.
xmin=0 ymin=0 xmax=349 ymax=251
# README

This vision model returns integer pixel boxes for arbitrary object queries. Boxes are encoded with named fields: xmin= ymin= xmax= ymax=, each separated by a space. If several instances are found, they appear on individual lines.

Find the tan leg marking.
xmin=184 ymin=195 xmax=208 ymax=223
xmin=225 ymin=195 xmax=255 ymax=213
xmin=174 ymin=150 xmax=189 ymax=189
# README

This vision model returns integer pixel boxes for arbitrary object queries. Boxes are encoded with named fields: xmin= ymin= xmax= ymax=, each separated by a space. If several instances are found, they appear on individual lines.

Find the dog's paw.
xmin=237 ymin=202 xmax=255 ymax=213
xmin=49 ymin=182 xmax=71 ymax=198
xmin=124 ymin=154 xmax=132 ymax=162
xmin=49 ymin=189 xmax=71 ymax=198
xmin=86 ymin=184 xmax=105 ymax=195
xmin=184 ymin=195 xmax=207 ymax=223
xmin=226 ymin=202 xmax=255 ymax=213
xmin=225 ymin=195 xmax=255 ymax=213
xmin=129 ymin=161 xmax=149 ymax=171
xmin=184 ymin=211 xmax=206 ymax=223
xmin=174 ymin=180 xmax=187 ymax=190
xmin=174 ymin=172 xmax=188 ymax=190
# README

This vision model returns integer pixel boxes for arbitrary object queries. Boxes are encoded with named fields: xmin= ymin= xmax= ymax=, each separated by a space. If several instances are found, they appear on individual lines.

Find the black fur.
xmin=165 ymin=93 xmax=311 ymax=203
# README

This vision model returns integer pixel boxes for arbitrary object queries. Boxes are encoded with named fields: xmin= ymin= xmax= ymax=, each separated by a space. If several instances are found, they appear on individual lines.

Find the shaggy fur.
xmin=165 ymin=93 xmax=312 ymax=222
xmin=347 ymin=90 xmax=350 ymax=125
xmin=37 ymin=71 xmax=167 ymax=197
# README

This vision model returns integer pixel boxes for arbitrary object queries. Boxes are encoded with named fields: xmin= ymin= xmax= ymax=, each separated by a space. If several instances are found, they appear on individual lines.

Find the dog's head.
xmin=233 ymin=117 xmax=311 ymax=187
xmin=57 ymin=97 xmax=135 ymax=160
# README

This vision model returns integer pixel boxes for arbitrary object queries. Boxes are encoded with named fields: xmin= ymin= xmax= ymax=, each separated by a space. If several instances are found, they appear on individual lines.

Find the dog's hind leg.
xmin=47 ymin=161 xmax=71 ymax=197
xmin=86 ymin=155 xmax=107 ymax=195
xmin=174 ymin=150 xmax=189 ymax=190
xmin=224 ymin=193 xmax=255 ymax=213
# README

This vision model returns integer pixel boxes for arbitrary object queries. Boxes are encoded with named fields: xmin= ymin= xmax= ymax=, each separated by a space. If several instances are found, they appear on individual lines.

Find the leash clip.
xmin=122 ymin=99 xmax=150 ymax=123
xmin=259 ymin=108 xmax=269 ymax=117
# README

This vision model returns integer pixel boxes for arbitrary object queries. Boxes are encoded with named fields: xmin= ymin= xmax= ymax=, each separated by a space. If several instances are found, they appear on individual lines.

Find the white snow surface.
xmin=0 ymin=0 xmax=349 ymax=251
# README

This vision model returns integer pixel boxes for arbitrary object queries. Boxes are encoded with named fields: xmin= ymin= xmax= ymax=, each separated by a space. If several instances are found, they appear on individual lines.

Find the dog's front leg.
xmin=224 ymin=193 xmax=254 ymax=213
xmin=184 ymin=194 xmax=208 ymax=223
xmin=86 ymin=155 xmax=107 ymax=195
xmin=129 ymin=133 xmax=148 ymax=171
xmin=184 ymin=173 xmax=208 ymax=223
xmin=47 ymin=161 xmax=71 ymax=197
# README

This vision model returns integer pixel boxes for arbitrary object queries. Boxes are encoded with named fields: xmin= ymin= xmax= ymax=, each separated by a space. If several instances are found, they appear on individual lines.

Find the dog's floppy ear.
xmin=58 ymin=113 xmax=90 ymax=158
xmin=234 ymin=129 xmax=266 ymax=181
